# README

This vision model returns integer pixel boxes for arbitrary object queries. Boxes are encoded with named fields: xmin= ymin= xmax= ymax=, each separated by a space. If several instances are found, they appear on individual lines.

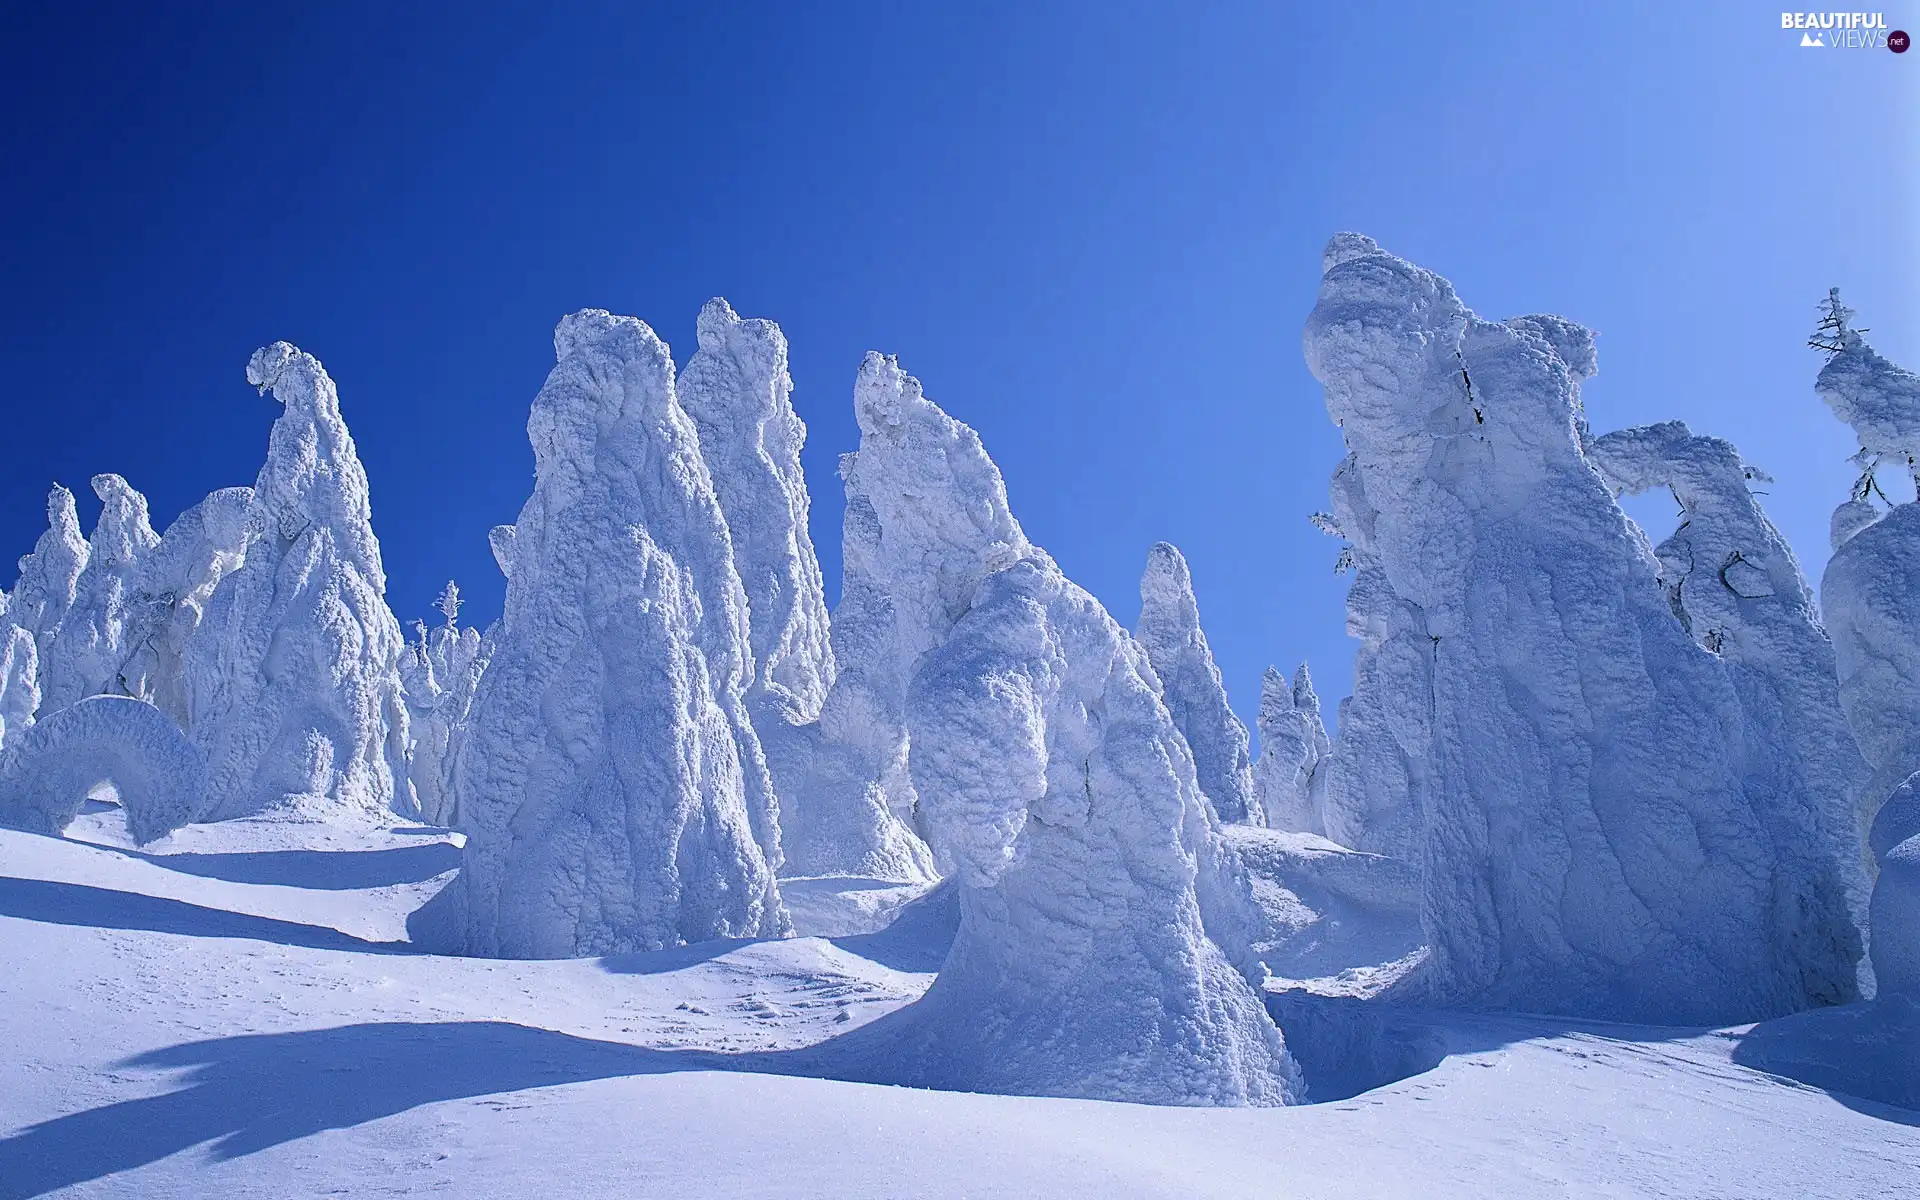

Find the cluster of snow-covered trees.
xmin=1 ymin=235 xmax=1915 ymax=1106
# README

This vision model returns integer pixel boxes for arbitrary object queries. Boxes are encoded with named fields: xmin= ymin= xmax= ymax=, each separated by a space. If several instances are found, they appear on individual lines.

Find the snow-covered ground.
xmin=0 ymin=808 xmax=1913 ymax=1199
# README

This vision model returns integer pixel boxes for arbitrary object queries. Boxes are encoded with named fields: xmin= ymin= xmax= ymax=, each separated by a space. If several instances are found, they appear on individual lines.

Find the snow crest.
xmin=182 ymin=343 xmax=415 ymax=823
xmin=1135 ymin=542 xmax=1260 ymax=824
xmin=422 ymin=310 xmax=787 ymax=958
xmin=1303 ymin=234 xmax=1863 ymax=1021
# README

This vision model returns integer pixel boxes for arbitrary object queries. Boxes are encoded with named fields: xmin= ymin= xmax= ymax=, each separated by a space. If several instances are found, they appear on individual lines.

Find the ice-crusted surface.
xmin=1135 ymin=542 xmax=1259 ymax=824
xmin=182 ymin=343 xmax=414 ymax=823
xmin=116 ymin=486 xmax=254 ymax=728
xmin=867 ymin=554 xmax=1299 ymax=1105
xmin=7 ymin=485 xmax=88 ymax=681
xmin=38 ymin=474 xmax=160 ymax=712
xmin=678 ymin=299 xmax=840 ymax=871
xmin=789 ymin=353 xmax=1034 ymax=881
xmin=1303 ymin=233 xmax=1862 ymax=1022
xmin=0 ymin=695 xmax=205 ymax=844
xmin=1254 ymin=663 xmax=1329 ymax=834
xmin=1587 ymin=421 xmax=1872 ymax=979
xmin=421 ymin=310 xmax=786 ymax=958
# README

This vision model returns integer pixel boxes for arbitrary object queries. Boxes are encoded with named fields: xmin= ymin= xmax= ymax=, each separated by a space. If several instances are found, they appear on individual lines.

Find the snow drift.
xmin=1303 ymin=233 xmax=1864 ymax=1022
xmin=420 ymin=310 xmax=786 ymax=958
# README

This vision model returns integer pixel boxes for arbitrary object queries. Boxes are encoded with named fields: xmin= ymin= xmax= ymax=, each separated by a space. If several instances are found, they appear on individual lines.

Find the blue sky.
xmin=2 ymin=2 xmax=1914 ymax=733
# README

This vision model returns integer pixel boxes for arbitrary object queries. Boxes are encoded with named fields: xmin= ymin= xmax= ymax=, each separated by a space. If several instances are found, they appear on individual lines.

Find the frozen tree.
xmin=1135 ymin=542 xmax=1260 ymax=824
xmin=1588 ymin=421 xmax=1872 ymax=984
xmin=1254 ymin=663 xmax=1329 ymax=834
xmin=115 ymin=487 xmax=253 ymax=728
xmin=183 ymin=343 xmax=415 ymax=823
xmin=38 ymin=474 xmax=160 ymax=712
xmin=1302 ymin=233 xmax=1862 ymax=1022
xmin=419 ymin=310 xmax=786 ymax=958
xmin=0 ymin=622 xmax=38 ymax=749
xmin=871 ymin=553 xmax=1297 ymax=1105
xmin=0 ymin=695 xmax=206 ymax=845
xmin=1814 ymin=318 xmax=1920 ymax=996
xmin=678 ymin=299 xmax=839 ymax=870
xmin=8 ymin=485 xmax=88 ymax=678
xmin=400 ymin=584 xmax=488 ymax=827
xmin=782 ymin=353 xmax=1035 ymax=881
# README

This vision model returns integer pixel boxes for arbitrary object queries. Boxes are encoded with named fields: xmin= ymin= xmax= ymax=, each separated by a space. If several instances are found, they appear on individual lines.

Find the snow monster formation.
xmin=0 ymin=621 xmax=38 ymax=749
xmin=1585 ymin=422 xmax=1872 ymax=932
xmin=817 ymin=363 xmax=1296 ymax=1105
xmin=8 ymin=485 xmax=89 ymax=679
xmin=1302 ymin=233 xmax=1864 ymax=1022
xmin=1253 ymin=663 xmax=1329 ymax=834
xmin=37 ymin=474 xmax=160 ymax=712
xmin=676 ymin=299 xmax=843 ymax=872
xmin=0 ymin=695 xmax=205 ymax=845
xmin=785 ymin=352 xmax=1035 ymax=882
xmin=421 ymin=310 xmax=787 ymax=958
xmin=1813 ymin=311 xmax=1920 ymax=996
xmin=182 ymin=343 xmax=415 ymax=823
xmin=116 ymin=485 xmax=254 ymax=728
xmin=1135 ymin=542 xmax=1260 ymax=825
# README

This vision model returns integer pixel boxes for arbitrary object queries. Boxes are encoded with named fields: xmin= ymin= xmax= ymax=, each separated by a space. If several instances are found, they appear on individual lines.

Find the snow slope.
xmin=0 ymin=813 xmax=1913 ymax=1198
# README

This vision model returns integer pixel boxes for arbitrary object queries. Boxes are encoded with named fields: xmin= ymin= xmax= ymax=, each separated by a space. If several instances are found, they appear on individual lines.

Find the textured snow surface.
xmin=0 ymin=819 xmax=1914 ymax=1199
xmin=0 ymin=696 xmax=204 ymax=844
xmin=881 ymin=552 xmax=1298 ymax=1105
xmin=422 ymin=310 xmax=786 ymax=959
xmin=182 ymin=344 xmax=414 ymax=824
xmin=0 ymin=623 xmax=38 ymax=750
xmin=1871 ymin=774 xmax=1920 ymax=995
xmin=1253 ymin=663 xmax=1329 ymax=834
xmin=1305 ymin=234 xmax=1863 ymax=1022
xmin=1818 ymin=328 xmax=1920 ymax=488
xmin=1135 ymin=542 xmax=1260 ymax=825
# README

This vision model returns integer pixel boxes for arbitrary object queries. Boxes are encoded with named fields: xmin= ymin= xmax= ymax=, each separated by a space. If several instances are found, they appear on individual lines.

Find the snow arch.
xmin=0 ymin=696 xmax=207 ymax=845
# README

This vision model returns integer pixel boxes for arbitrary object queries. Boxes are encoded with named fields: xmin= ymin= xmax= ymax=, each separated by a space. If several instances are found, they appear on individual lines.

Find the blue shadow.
xmin=0 ymin=876 xmax=408 ymax=955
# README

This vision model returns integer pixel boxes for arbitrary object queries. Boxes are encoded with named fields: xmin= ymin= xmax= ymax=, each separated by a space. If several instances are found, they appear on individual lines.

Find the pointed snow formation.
xmin=8 ymin=485 xmax=88 ymax=680
xmin=183 ymin=343 xmax=415 ymax=823
xmin=118 ymin=486 xmax=254 ymax=728
xmin=422 ymin=310 xmax=786 ymax=957
xmin=678 ymin=299 xmax=840 ymax=869
xmin=1304 ymin=233 xmax=1863 ymax=1021
xmin=1135 ymin=542 xmax=1260 ymax=825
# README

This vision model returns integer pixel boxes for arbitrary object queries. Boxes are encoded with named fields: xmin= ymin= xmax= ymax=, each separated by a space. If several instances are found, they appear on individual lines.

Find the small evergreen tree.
xmin=1809 ymin=288 xmax=1866 ymax=357
xmin=434 ymin=580 xmax=462 ymax=628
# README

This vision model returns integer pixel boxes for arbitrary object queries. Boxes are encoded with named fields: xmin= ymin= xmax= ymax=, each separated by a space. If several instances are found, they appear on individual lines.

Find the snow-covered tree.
xmin=1253 ymin=663 xmax=1329 ymax=833
xmin=38 ymin=474 xmax=159 ymax=712
xmin=183 ymin=343 xmax=415 ymax=823
xmin=418 ymin=310 xmax=786 ymax=957
xmin=1304 ymin=233 xmax=1864 ymax=1022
